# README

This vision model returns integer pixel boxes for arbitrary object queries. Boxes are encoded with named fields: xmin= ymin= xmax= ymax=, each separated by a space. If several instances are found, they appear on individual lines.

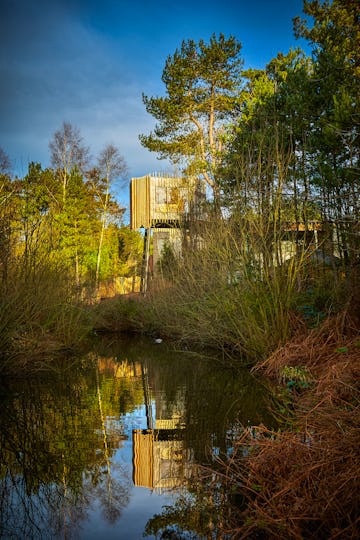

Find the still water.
xmin=0 ymin=336 xmax=274 ymax=539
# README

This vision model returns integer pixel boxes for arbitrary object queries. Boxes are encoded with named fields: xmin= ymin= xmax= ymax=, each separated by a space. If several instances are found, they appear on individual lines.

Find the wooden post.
xmin=140 ymin=228 xmax=151 ymax=294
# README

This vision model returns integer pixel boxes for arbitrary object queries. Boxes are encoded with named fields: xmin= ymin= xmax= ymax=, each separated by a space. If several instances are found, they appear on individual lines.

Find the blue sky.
xmin=0 ymin=0 xmax=310 ymax=207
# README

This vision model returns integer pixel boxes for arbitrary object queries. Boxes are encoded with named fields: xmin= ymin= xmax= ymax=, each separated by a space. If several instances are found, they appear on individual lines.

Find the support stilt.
xmin=140 ymin=228 xmax=151 ymax=294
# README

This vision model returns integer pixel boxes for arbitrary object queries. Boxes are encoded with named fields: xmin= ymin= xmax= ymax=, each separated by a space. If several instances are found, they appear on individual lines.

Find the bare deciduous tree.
xmin=49 ymin=122 xmax=90 ymax=203
xmin=0 ymin=147 xmax=11 ymax=175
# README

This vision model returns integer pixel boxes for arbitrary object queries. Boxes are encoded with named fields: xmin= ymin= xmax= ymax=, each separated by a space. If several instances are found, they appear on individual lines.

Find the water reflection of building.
xmin=132 ymin=428 xmax=193 ymax=492
xmin=133 ymin=372 xmax=193 ymax=492
xmin=96 ymin=355 xmax=195 ymax=492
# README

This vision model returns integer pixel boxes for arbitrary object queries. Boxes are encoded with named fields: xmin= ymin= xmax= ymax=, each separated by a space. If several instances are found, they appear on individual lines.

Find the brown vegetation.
xmin=218 ymin=306 xmax=360 ymax=539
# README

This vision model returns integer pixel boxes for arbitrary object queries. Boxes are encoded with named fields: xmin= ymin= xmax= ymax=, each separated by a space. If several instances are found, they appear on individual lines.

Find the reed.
xmin=146 ymin=212 xmax=323 ymax=360
xmin=219 ymin=409 xmax=359 ymax=539
xmin=0 ymin=262 xmax=91 ymax=373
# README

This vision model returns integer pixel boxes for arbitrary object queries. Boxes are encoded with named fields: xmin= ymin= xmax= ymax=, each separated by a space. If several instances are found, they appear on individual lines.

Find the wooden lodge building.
xmin=129 ymin=172 xmax=351 ymax=294
xmin=130 ymin=173 xmax=206 ymax=292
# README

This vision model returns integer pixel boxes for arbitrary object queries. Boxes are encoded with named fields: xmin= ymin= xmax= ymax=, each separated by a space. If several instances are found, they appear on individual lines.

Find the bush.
xmin=143 ymin=215 xmax=309 ymax=359
xmin=0 ymin=263 xmax=91 ymax=373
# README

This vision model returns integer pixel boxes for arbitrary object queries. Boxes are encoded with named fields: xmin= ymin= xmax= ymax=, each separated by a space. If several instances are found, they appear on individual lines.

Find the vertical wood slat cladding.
xmin=130 ymin=174 xmax=204 ymax=230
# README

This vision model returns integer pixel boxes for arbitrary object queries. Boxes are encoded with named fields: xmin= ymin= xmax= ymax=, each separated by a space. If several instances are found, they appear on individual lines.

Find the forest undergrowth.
xmin=215 ymin=301 xmax=360 ymax=539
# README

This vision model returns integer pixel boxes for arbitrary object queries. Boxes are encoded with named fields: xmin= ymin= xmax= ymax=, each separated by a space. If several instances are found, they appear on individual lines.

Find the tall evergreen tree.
xmin=294 ymin=0 xmax=360 ymax=260
xmin=140 ymin=33 xmax=243 ymax=199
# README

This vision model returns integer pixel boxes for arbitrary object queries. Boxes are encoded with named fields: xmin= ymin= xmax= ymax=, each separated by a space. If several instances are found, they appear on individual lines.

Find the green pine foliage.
xmin=140 ymin=33 xmax=243 ymax=198
xmin=1 ymin=1 xmax=360 ymax=366
xmin=134 ymin=1 xmax=360 ymax=359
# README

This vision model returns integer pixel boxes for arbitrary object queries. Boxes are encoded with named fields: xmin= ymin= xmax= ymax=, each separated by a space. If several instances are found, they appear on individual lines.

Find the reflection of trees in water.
xmin=85 ymin=462 xmax=131 ymax=527
xmin=144 ymin=471 xmax=227 ymax=540
xmin=0 ymin=469 xmax=88 ymax=540
xmin=0 ymin=362 xmax=132 ymax=539
xmin=95 ymin=365 xmax=131 ymax=525
xmin=142 ymin=349 xmax=274 ymax=464
xmin=0 ymin=337 xmax=274 ymax=539
xmin=0 ymin=455 xmax=131 ymax=539
xmin=94 ymin=336 xmax=273 ymax=498
xmin=115 ymin=338 xmax=275 ymax=539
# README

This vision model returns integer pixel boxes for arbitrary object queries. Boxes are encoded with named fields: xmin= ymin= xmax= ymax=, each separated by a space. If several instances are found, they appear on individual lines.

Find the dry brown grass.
xmin=217 ymin=306 xmax=360 ymax=539
xmin=256 ymin=309 xmax=360 ymax=406
xmin=221 ymin=413 xmax=359 ymax=539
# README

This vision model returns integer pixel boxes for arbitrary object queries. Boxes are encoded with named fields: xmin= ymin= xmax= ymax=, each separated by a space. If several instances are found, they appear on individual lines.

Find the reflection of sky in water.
xmin=122 ymin=404 xmax=154 ymax=431
xmin=81 ymin=485 xmax=175 ymax=540
xmin=82 ymin=401 xmax=178 ymax=539
xmin=0 ymin=337 xmax=274 ymax=539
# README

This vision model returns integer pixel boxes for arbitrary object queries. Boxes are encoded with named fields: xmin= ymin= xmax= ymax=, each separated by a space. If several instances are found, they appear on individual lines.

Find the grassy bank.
xmin=125 ymin=249 xmax=358 ymax=538
xmin=143 ymin=304 xmax=359 ymax=539
xmin=214 ymin=303 xmax=360 ymax=539
xmin=0 ymin=264 xmax=92 ymax=374
xmin=92 ymin=217 xmax=348 ymax=363
xmin=1 ymin=221 xmax=358 ymax=537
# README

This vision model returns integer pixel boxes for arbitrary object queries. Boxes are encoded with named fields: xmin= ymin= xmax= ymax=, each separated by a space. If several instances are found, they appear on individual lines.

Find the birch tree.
xmin=49 ymin=122 xmax=90 ymax=204
xmin=93 ymin=144 xmax=127 ymax=289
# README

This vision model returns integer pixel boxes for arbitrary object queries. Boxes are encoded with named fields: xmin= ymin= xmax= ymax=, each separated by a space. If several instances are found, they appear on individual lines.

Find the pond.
xmin=0 ymin=336 xmax=275 ymax=539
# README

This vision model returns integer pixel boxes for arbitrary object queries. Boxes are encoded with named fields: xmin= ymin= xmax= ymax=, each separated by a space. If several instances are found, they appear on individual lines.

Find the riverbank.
xmin=215 ymin=306 xmax=360 ymax=539
xmin=90 ymin=283 xmax=360 ymax=540
xmin=1 ymin=263 xmax=359 ymax=538
xmin=0 ymin=266 xmax=93 ymax=375
xmin=90 ymin=284 xmax=360 ymax=538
